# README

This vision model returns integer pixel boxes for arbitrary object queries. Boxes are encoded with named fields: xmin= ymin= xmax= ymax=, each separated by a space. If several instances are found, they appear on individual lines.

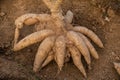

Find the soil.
xmin=0 ymin=0 xmax=120 ymax=80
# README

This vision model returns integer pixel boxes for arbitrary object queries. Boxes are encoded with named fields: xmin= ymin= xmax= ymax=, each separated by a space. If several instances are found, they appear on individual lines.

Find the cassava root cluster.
xmin=13 ymin=0 xmax=104 ymax=78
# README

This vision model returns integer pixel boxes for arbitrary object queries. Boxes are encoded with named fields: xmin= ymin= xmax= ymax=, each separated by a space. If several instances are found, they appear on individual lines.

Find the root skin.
xmin=54 ymin=35 xmax=66 ymax=71
xmin=33 ymin=36 xmax=55 ymax=72
xmin=14 ymin=28 xmax=20 ymax=46
xmin=13 ymin=30 xmax=54 ymax=51
xmin=114 ymin=62 xmax=120 ymax=75
xmin=73 ymin=26 xmax=104 ymax=48
xmin=78 ymin=33 xmax=99 ymax=59
xmin=68 ymin=46 xmax=87 ymax=78
xmin=24 ymin=18 xmax=39 ymax=25
xmin=41 ymin=51 xmax=54 ymax=68
xmin=67 ymin=31 xmax=91 ymax=65
xmin=15 ymin=14 xmax=51 ymax=28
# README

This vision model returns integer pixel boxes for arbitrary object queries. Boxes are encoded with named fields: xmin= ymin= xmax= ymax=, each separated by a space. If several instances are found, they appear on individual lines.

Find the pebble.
xmin=105 ymin=35 xmax=108 ymax=40
xmin=0 ymin=12 xmax=5 ymax=16
xmin=115 ymin=56 xmax=120 ymax=60
xmin=44 ymin=74 xmax=47 ymax=78
xmin=27 ymin=49 xmax=32 ymax=52
xmin=104 ymin=16 xmax=110 ymax=22
xmin=111 ymin=51 xmax=115 ymax=56
xmin=109 ymin=28 xmax=113 ymax=32
xmin=92 ymin=27 xmax=97 ymax=31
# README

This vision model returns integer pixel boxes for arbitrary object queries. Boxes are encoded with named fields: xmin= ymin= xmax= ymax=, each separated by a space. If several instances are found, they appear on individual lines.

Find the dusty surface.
xmin=0 ymin=0 xmax=120 ymax=80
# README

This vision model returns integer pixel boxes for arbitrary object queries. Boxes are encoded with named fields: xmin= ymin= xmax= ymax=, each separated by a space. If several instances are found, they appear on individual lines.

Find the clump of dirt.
xmin=0 ymin=57 xmax=38 ymax=80
xmin=0 ymin=0 xmax=120 ymax=80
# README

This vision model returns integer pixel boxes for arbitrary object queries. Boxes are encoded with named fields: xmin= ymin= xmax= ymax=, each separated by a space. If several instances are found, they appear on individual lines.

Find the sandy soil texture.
xmin=0 ymin=0 xmax=120 ymax=80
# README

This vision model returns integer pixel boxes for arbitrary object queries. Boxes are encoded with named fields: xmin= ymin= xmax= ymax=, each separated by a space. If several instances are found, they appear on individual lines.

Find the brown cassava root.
xmin=78 ymin=33 xmax=99 ymax=59
xmin=68 ymin=45 xmax=87 ymax=77
xmin=41 ymin=51 xmax=54 ymax=68
xmin=67 ymin=31 xmax=91 ymax=65
xmin=114 ymin=62 xmax=120 ymax=75
xmin=13 ymin=0 xmax=104 ymax=78
xmin=73 ymin=26 xmax=104 ymax=48
xmin=54 ymin=35 xmax=66 ymax=72
xmin=33 ymin=36 xmax=55 ymax=72
xmin=13 ymin=30 xmax=54 ymax=51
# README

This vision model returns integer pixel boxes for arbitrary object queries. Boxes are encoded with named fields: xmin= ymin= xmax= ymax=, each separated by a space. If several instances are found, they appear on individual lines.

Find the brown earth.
xmin=0 ymin=0 xmax=120 ymax=80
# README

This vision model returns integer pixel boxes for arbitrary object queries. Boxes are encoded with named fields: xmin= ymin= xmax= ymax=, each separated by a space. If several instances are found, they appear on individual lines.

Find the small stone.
xmin=109 ymin=28 xmax=113 ymax=32
xmin=0 ymin=12 xmax=5 ymax=16
xmin=40 ymin=75 xmax=43 ymax=78
xmin=115 ymin=56 xmax=120 ymax=60
xmin=111 ymin=51 xmax=115 ymax=56
xmin=44 ymin=75 xmax=47 ymax=78
xmin=104 ymin=16 xmax=110 ymax=22
xmin=27 ymin=49 xmax=32 ymax=52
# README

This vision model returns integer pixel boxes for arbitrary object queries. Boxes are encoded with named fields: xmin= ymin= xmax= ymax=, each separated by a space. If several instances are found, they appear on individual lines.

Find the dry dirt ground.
xmin=0 ymin=0 xmax=120 ymax=80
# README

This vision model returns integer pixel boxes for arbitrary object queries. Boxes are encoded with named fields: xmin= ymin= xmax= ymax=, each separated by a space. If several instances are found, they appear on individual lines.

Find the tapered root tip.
xmin=97 ymin=39 xmax=104 ymax=48
xmin=59 ymin=66 xmax=62 ymax=72
xmin=12 ymin=46 xmax=18 ymax=51
xmin=78 ymin=67 xmax=87 ymax=78
xmin=33 ymin=64 xmax=40 ymax=73
xmin=13 ymin=45 xmax=24 ymax=51
xmin=100 ymin=43 xmax=104 ymax=48
xmin=33 ymin=67 xmax=39 ymax=73
xmin=83 ymin=73 xmax=87 ymax=78
xmin=56 ymin=68 xmax=62 ymax=75
xmin=95 ymin=55 xmax=99 ymax=60
xmin=113 ymin=62 xmax=120 ymax=75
